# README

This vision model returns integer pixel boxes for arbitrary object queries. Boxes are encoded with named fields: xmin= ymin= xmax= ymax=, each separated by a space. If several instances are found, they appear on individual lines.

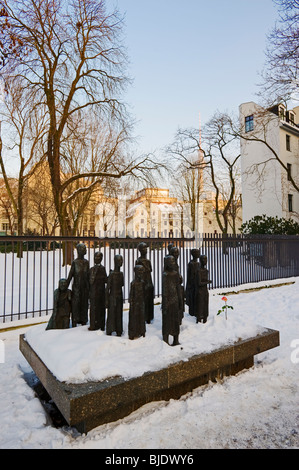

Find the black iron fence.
xmin=1 ymin=233 xmax=299 ymax=323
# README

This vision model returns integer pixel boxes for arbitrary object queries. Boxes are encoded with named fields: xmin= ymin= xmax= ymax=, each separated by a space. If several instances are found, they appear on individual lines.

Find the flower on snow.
xmin=218 ymin=295 xmax=233 ymax=318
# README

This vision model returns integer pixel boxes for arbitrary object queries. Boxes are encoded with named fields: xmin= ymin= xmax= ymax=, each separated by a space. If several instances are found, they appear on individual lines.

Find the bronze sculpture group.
xmin=46 ymin=242 xmax=211 ymax=346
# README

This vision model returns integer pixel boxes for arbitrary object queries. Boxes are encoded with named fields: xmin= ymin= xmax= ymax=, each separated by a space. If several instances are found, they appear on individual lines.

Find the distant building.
xmin=0 ymin=175 xmax=241 ymax=237
xmin=0 ymin=177 xmax=18 ymax=235
xmin=95 ymin=187 xmax=241 ymax=237
xmin=240 ymin=101 xmax=299 ymax=224
xmin=0 ymin=164 xmax=100 ymax=236
xmin=125 ymin=188 xmax=181 ymax=237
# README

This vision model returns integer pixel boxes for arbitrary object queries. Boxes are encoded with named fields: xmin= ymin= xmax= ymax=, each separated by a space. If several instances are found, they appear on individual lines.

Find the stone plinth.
xmin=19 ymin=328 xmax=279 ymax=434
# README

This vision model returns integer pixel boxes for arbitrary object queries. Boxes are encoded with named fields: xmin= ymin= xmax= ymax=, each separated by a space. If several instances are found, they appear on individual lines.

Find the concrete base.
xmin=19 ymin=328 xmax=279 ymax=434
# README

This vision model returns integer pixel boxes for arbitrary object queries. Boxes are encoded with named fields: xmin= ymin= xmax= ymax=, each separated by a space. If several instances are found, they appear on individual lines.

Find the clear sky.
xmin=111 ymin=0 xmax=278 ymax=157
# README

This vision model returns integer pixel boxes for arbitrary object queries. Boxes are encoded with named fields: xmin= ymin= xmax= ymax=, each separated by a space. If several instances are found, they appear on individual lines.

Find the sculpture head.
xmin=134 ymin=264 xmax=145 ymax=281
xmin=114 ymin=254 xmax=123 ymax=268
xmin=191 ymin=248 xmax=200 ymax=260
xmin=200 ymin=254 xmax=207 ymax=267
xmin=76 ymin=243 xmax=87 ymax=257
xmin=59 ymin=278 xmax=68 ymax=291
xmin=167 ymin=242 xmax=174 ymax=254
xmin=164 ymin=255 xmax=176 ymax=271
xmin=94 ymin=251 xmax=103 ymax=265
xmin=137 ymin=242 xmax=148 ymax=256
xmin=170 ymin=246 xmax=179 ymax=260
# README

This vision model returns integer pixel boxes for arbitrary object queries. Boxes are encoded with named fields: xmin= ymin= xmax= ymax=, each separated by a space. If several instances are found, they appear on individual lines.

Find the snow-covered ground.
xmin=0 ymin=277 xmax=298 ymax=449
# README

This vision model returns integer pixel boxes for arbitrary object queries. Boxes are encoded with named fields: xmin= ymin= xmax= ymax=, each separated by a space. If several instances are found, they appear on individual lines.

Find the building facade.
xmin=95 ymin=188 xmax=242 ymax=237
xmin=240 ymin=101 xmax=299 ymax=224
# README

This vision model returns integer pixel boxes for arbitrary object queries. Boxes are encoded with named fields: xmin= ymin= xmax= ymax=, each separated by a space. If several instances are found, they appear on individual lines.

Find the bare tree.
xmin=261 ymin=0 xmax=299 ymax=103
xmin=26 ymin=162 xmax=59 ymax=235
xmin=203 ymin=113 xmax=241 ymax=234
xmin=167 ymin=131 xmax=205 ymax=232
xmin=0 ymin=77 xmax=47 ymax=236
xmin=168 ymin=112 xmax=241 ymax=234
xmin=0 ymin=0 xmax=159 ymax=248
xmin=0 ymin=176 xmax=17 ymax=234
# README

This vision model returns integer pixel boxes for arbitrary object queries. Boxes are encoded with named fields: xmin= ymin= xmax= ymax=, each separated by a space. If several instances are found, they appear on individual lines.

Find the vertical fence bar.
xmin=46 ymin=242 xmax=49 ymax=315
xmin=10 ymin=240 xmax=15 ymax=321
xmin=33 ymin=241 xmax=36 ymax=316
xmin=18 ymin=243 xmax=22 ymax=320
xmin=243 ymin=234 xmax=247 ymax=285
xmin=240 ymin=235 xmax=245 ymax=285
xmin=58 ymin=241 xmax=61 ymax=282
xmin=24 ymin=242 xmax=28 ymax=318
xmin=39 ymin=240 xmax=42 ymax=317
xmin=52 ymin=241 xmax=56 ymax=314
xmin=3 ymin=242 xmax=7 ymax=322
xmin=230 ymin=235 xmax=235 ymax=287
xmin=211 ymin=233 xmax=215 ymax=289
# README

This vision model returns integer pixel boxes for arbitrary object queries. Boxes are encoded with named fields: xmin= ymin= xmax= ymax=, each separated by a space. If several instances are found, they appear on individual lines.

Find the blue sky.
xmin=111 ymin=0 xmax=278 ymax=157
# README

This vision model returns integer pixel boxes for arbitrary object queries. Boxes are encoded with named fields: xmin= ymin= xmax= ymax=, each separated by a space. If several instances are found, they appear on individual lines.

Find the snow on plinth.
xmin=25 ymin=300 xmax=267 ymax=384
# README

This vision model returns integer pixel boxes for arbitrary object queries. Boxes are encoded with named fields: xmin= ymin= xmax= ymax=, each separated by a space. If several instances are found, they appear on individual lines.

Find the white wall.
xmin=240 ymin=102 xmax=283 ymax=223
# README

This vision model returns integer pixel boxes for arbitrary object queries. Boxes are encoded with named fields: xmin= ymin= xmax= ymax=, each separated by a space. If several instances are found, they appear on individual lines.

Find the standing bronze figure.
xmin=46 ymin=278 xmax=72 ymax=330
xmin=128 ymin=265 xmax=146 ymax=340
xmin=162 ymin=255 xmax=182 ymax=346
xmin=186 ymin=248 xmax=200 ymax=317
xmin=106 ymin=254 xmax=124 ymax=337
xmin=195 ymin=255 xmax=212 ymax=324
xmin=67 ymin=243 xmax=89 ymax=327
xmin=89 ymin=251 xmax=108 ymax=331
xmin=135 ymin=242 xmax=154 ymax=324
xmin=169 ymin=246 xmax=184 ymax=324
xmin=163 ymin=242 xmax=175 ymax=270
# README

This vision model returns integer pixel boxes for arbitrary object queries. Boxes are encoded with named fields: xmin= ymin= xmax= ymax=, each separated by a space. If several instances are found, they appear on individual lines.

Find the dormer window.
xmin=279 ymin=107 xmax=286 ymax=120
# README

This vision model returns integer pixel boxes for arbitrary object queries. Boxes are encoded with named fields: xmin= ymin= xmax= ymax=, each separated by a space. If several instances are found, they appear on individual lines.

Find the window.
xmin=279 ymin=107 xmax=285 ymax=120
xmin=287 ymin=163 xmax=292 ymax=181
xmin=288 ymin=194 xmax=293 ymax=212
xmin=290 ymin=113 xmax=295 ymax=124
xmin=286 ymin=134 xmax=291 ymax=151
xmin=245 ymin=115 xmax=254 ymax=132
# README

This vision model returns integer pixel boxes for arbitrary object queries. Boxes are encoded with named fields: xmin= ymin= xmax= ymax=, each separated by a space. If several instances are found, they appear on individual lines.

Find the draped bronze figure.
xmin=106 ymin=254 xmax=124 ymax=337
xmin=89 ymin=251 xmax=108 ymax=331
xmin=135 ymin=242 xmax=154 ymax=324
xmin=67 ymin=243 xmax=89 ymax=327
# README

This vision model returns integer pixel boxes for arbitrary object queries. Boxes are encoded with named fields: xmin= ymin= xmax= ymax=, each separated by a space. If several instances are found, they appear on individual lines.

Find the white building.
xmin=95 ymin=188 xmax=240 ymax=238
xmin=240 ymin=101 xmax=299 ymax=224
xmin=96 ymin=188 xmax=193 ymax=237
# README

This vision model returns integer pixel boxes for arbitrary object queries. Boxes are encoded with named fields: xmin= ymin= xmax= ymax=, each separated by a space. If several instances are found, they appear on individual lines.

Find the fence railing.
xmin=1 ymin=233 xmax=299 ymax=323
